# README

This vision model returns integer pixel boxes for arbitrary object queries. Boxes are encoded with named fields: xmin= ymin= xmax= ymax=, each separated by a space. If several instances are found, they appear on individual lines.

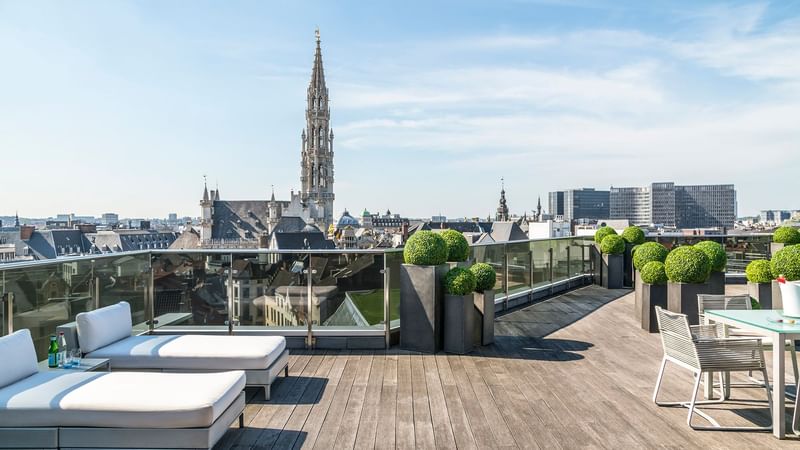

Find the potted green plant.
xmin=621 ymin=226 xmax=645 ymax=287
xmin=400 ymin=230 xmax=449 ymax=353
xmin=443 ymin=267 xmax=476 ymax=354
xmin=639 ymin=261 xmax=668 ymax=332
xmin=470 ymin=262 xmax=496 ymax=346
xmin=770 ymin=244 xmax=800 ymax=310
xmin=771 ymin=226 xmax=800 ymax=256
xmin=665 ymin=246 xmax=711 ymax=324
xmin=745 ymin=259 xmax=773 ymax=309
xmin=593 ymin=226 xmax=617 ymax=285
xmin=600 ymin=234 xmax=625 ymax=289
xmin=694 ymin=241 xmax=727 ymax=295
xmin=632 ymin=242 xmax=669 ymax=324
xmin=440 ymin=229 xmax=471 ymax=267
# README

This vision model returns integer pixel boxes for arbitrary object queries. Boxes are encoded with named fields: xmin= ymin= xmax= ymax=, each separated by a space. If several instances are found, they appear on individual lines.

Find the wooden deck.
xmin=216 ymin=284 xmax=799 ymax=449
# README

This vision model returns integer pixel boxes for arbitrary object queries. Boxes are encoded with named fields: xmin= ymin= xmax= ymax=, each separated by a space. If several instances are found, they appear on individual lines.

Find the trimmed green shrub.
xmin=600 ymin=234 xmax=626 ymax=254
xmin=594 ymin=226 xmax=617 ymax=244
xmin=470 ymin=263 xmax=497 ymax=292
xmin=745 ymin=260 xmax=773 ymax=284
xmin=443 ymin=267 xmax=476 ymax=295
xmin=440 ymin=229 xmax=470 ymax=262
xmin=664 ymin=246 xmax=711 ymax=283
xmin=694 ymin=241 xmax=727 ymax=272
xmin=403 ymin=231 xmax=447 ymax=265
xmin=621 ymin=226 xmax=645 ymax=245
xmin=770 ymin=245 xmax=800 ymax=281
xmin=633 ymin=242 xmax=669 ymax=271
xmin=751 ymin=298 xmax=761 ymax=310
xmin=774 ymin=226 xmax=800 ymax=244
xmin=641 ymin=261 xmax=668 ymax=285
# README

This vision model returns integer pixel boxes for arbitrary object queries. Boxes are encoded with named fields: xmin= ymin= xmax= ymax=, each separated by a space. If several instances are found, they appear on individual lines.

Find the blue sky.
xmin=1 ymin=1 xmax=799 ymax=219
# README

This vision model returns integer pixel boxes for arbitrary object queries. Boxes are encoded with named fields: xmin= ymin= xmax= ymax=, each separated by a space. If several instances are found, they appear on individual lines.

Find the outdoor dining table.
xmin=705 ymin=309 xmax=800 ymax=439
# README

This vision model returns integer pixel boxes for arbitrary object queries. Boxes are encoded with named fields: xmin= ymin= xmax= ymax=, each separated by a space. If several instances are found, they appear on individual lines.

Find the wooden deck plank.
xmin=374 ymin=354 xmax=398 ymax=450
xmin=394 ymin=353 xmax=416 ymax=450
xmin=353 ymin=354 xmax=384 ymax=449
xmin=312 ymin=353 xmax=361 ymax=449
xmin=422 ymin=353 xmax=457 ymax=449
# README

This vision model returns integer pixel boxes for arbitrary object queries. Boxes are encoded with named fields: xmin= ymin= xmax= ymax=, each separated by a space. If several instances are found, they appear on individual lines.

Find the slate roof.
xmin=272 ymin=231 xmax=335 ymax=250
xmin=211 ymin=200 xmax=279 ymax=240
xmin=488 ymin=221 xmax=528 ymax=242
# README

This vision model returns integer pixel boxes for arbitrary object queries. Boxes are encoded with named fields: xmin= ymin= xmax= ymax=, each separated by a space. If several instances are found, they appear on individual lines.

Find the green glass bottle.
xmin=48 ymin=335 xmax=59 ymax=368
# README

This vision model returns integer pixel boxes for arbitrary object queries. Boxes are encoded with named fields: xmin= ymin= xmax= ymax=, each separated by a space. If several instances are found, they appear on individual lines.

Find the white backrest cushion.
xmin=0 ymin=329 xmax=38 ymax=388
xmin=76 ymin=301 xmax=133 ymax=353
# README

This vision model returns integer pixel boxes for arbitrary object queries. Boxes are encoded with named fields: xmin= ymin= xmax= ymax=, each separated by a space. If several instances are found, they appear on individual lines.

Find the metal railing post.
xmin=548 ymin=247 xmax=554 ymax=295
xmin=227 ymin=253 xmax=234 ymax=335
xmin=147 ymin=261 xmax=155 ymax=334
xmin=503 ymin=244 xmax=509 ymax=311
xmin=383 ymin=260 xmax=390 ymax=349
xmin=2 ymin=292 xmax=13 ymax=335
xmin=306 ymin=253 xmax=315 ymax=349
xmin=529 ymin=248 xmax=534 ymax=301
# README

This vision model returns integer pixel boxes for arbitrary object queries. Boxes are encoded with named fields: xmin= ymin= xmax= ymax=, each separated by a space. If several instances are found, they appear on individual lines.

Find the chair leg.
xmin=264 ymin=385 xmax=271 ymax=401
xmin=687 ymin=369 xmax=773 ymax=431
xmin=239 ymin=412 xmax=245 ymax=428
xmin=791 ymin=343 xmax=799 ymax=386
xmin=285 ymin=364 xmax=289 ymax=377
xmin=652 ymin=358 xmax=667 ymax=404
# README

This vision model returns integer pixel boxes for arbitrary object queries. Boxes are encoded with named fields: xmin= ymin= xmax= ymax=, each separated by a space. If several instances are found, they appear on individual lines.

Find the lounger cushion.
xmin=0 ymin=329 xmax=39 ymax=389
xmin=86 ymin=334 xmax=286 ymax=370
xmin=0 ymin=370 xmax=245 ymax=428
xmin=76 ymin=301 xmax=133 ymax=353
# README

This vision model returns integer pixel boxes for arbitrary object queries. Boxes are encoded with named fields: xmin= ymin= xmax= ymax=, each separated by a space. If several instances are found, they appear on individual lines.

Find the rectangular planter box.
xmin=473 ymin=290 xmax=495 ymax=346
xmin=601 ymin=253 xmax=624 ymax=289
xmin=667 ymin=281 xmax=710 ymax=325
xmin=591 ymin=244 xmax=603 ymax=285
xmin=634 ymin=270 xmax=642 ymax=319
xmin=444 ymin=294 xmax=475 ymax=354
xmin=748 ymin=282 xmax=772 ymax=309
xmin=772 ymin=280 xmax=784 ymax=310
xmin=623 ymin=243 xmax=634 ymax=288
xmin=771 ymin=242 xmax=785 ymax=258
xmin=400 ymin=263 xmax=449 ymax=353
xmin=707 ymin=271 xmax=725 ymax=295
xmin=641 ymin=283 xmax=667 ymax=333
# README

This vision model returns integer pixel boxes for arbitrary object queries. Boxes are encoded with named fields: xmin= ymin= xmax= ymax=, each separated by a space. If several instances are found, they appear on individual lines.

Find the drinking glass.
xmin=70 ymin=349 xmax=82 ymax=368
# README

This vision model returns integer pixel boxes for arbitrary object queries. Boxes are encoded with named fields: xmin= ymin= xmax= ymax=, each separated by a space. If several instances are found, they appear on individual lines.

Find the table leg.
xmin=704 ymin=317 xmax=715 ymax=399
xmin=773 ymin=331 xmax=786 ymax=439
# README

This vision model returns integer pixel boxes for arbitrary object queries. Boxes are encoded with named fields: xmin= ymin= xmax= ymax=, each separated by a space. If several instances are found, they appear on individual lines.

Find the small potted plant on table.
xmin=771 ymin=245 xmax=800 ymax=311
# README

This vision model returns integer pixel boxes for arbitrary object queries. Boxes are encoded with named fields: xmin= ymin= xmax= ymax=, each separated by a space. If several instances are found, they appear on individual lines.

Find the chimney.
xmin=20 ymin=225 xmax=35 ymax=240
xmin=401 ymin=222 xmax=409 ymax=243
xmin=78 ymin=224 xmax=97 ymax=234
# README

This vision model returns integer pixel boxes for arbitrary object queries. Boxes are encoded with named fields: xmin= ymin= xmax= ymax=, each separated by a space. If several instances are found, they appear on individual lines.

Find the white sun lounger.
xmin=0 ymin=329 xmax=246 ymax=449
xmin=62 ymin=301 xmax=289 ymax=400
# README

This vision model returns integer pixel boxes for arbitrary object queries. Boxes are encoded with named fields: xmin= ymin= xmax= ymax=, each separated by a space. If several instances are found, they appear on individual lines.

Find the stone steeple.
xmin=300 ymin=28 xmax=335 ymax=231
xmin=496 ymin=178 xmax=509 ymax=222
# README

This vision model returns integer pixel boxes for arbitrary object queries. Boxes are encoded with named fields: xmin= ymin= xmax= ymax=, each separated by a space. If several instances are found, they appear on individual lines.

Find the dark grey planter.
xmin=400 ymin=263 xmax=449 ymax=353
xmin=667 ymin=281 xmax=710 ymax=325
xmin=771 ymin=242 xmax=785 ymax=257
xmin=772 ymin=280 xmax=784 ymax=310
xmin=623 ymin=243 xmax=634 ymax=288
xmin=634 ymin=270 xmax=642 ymax=319
xmin=444 ymin=294 xmax=475 ymax=354
xmin=707 ymin=271 xmax=725 ymax=295
xmin=641 ymin=283 xmax=667 ymax=333
xmin=748 ymin=282 xmax=772 ymax=309
xmin=591 ymin=244 xmax=603 ymax=285
xmin=473 ymin=290 xmax=495 ymax=346
xmin=601 ymin=253 xmax=624 ymax=289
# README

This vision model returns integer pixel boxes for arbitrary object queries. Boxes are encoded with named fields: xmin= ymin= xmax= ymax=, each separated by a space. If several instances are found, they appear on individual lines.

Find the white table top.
xmin=38 ymin=357 xmax=110 ymax=372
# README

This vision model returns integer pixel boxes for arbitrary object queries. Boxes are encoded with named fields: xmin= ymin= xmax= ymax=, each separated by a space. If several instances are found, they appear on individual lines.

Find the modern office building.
xmin=610 ymin=182 xmax=736 ymax=228
xmin=548 ymin=188 xmax=609 ymax=222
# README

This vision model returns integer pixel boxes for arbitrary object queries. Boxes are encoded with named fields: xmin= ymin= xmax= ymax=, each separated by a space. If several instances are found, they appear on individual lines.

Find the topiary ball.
xmin=403 ymin=231 xmax=448 ymax=265
xmin=621 ymin=226 xmax=645 ymax=245
xmin=694 ymin=241 xmax=727 ymax=272
xmin=774 ymin=226 xmax=800 ymax=244
xmin=443 ymin=267 xmax=477 ymax=295
xmin=600 ymin=234 xmax=626 ymax=254
xmin=440 ymin=229 xmax=470 ymax=262
xmin=594 ymin=226 xmax=617 ymax=244
xmin=641 ymin=261 xmax=668 ymax=285
xmin=745 ymin=259 xmax=772 ymax=284
xmin=771 ymin=245 xmax=800 ymax=281
xmin=664 ymin=246 xmax=711 ymax=283
xmin=470 ymin=262 xmax=497 ymax=292
xmin=633 ymin=242 xmax=669 ymax=271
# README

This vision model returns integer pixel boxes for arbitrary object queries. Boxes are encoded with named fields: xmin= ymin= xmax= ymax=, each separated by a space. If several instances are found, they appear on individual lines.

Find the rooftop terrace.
xmin=215 ymin=284 xmax=798 ymax=449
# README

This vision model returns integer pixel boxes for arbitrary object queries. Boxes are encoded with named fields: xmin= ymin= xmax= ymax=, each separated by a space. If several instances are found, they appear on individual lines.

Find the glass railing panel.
xmin=506 ymin=241 xmax=531 ymax=296
xmin=386 ymin=250 xmax=402 ymax=330
xmin=568 ymin=238 xmax=588 ymax=277
xmin=552 ymin=239 xmax=570 ymax=282
xmin=531 ymin=239 xmax=551 ymax=289
xmin=472 ymin=243 xmax=506 ymax=294
xmin=150 ymin=252 xmax=231 ymax=328
xmin=723 ymin=235 xmax=770 ymax=274
xmin=310 ymin=251 xmax=386 ymax=331
xmin=93 ymin=254 xmax=150 ymax=334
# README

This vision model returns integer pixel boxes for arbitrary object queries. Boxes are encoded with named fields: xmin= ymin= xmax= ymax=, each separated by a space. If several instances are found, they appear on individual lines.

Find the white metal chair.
xmin=653 ymin=306 xmax=773 ymax=431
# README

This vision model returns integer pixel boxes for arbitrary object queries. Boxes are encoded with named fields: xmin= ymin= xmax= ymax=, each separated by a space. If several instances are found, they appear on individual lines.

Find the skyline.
xmin=2 ymin=1 xmax=799 ymax=219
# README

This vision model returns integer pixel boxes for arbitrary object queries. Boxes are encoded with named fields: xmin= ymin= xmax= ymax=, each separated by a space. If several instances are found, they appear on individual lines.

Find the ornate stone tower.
xmin=496 ymin=178 xmax=509 ymax=222
xmin=199 ymin=177 xmax=213 ymax=242
xmin=300 ymin=28 xmax=335 ymax=230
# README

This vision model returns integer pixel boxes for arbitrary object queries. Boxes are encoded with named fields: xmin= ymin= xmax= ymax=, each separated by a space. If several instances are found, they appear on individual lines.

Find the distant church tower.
xmin=496 ymin=178 xmax=509 ymax=222
xmin=300 ymin=28 xmax=335 ymax=230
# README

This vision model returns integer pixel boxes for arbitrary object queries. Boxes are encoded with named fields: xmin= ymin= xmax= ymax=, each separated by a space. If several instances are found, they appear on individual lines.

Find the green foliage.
xmin=594 ymin=226 xmax=617 ymax=244
xmin=600 ymin=234 xmax=626 ymax=254
xmin=621 ymin=226 xmax=646 ymax=245
xmin=774 ymin=226 xmax=800 ymax=244
xmin=694 ymin=241 xmax=727 ymax=272
xmin=403 ymin=231 xmax=447 ymax=265
xmin=664 ymin=246 xmax=711 ymax=283
xmin=633 ymin=242 xmax=669 ymax=271
xmin=470 ymin=262 xmax=497 ymax=292
xmin=640 ymin=261 xmax=668 ymax=285
xmin=443 ymin=267 xmax=477 ymax=295
xmin=751 ymin=298 xmax=761 ymax=310
xmin=745 ymin=260 xmax=773 ymax=284
xmin=770 ymin=245 xmax=800 ymax=281
xmin=440 ymin=229 xmax=470 ymax=262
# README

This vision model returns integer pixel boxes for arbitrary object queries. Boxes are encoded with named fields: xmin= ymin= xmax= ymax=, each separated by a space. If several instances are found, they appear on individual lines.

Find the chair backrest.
xmin=697 ymin=294 xmax=750 ymax=322
xmin=655 ymin=306 xmax=700 ymax=370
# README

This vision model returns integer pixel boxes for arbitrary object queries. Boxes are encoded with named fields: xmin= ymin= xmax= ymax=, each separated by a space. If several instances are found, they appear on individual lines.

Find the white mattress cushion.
xmin=0 ymin=370 xmax=245 ymax=428
xmin=0 ymin=329 xmax=38 ymax=389
xmin=76 ymin=301 xmax=133 ymax=353
xmin=86 ymin=334 xmax=286 ymax=370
